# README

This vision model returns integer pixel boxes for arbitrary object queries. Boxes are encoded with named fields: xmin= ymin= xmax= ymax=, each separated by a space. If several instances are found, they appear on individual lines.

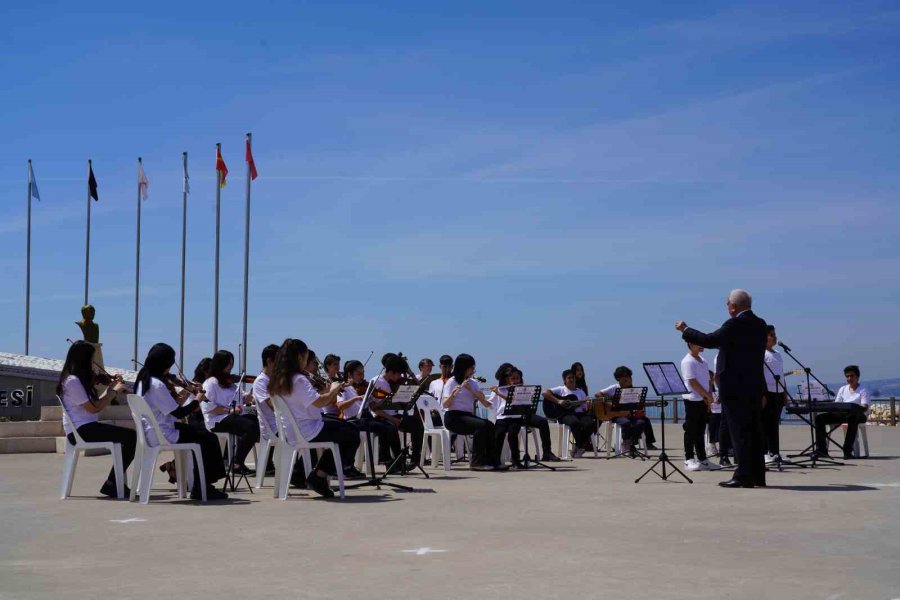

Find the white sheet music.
xmin=798 ymin=382 xmax=829 ymax=401
xmin=617 ymin=387 xmax=645 ymax=405
xmin=391 ymin=385 xmax=419 ymax=405
xmin=510 ymin=385 xmax=540 ymax=406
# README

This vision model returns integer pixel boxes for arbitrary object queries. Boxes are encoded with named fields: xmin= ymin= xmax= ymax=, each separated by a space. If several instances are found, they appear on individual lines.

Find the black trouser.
xmin=558 ymin=413 xmax=595 ymax=450
xmin=722 ymin=395 xmax=765 ymax=484
xmin=639 ymin=416 xmax=656 ymax=445
xmin=358 ymin=415 xmax=401 ymax=463
xmin=708 ymin=412 xmax=731 ymax=456
xmin=494 ymin=418 xmax=523 ymax=462
xmin=211 ymin=413 xmax=260 ymax=467
xmin=175 ymin=422 xmax=226 ymax=488
xmin=307 ymin=418 xmax=361 ymax=476
xmin=815 ymin=411 xmax=867 ymax=455
xmin=398 ymin=414 xmax=424 ymax=462
xmin=69 ymin=422 xmax=137 ymax=489
xmin=444 ymin=410 xmax=497 ymax=466
xmin=612 ymin=415 xmax=646 ymax=446
xmin=682 ymin=401 xmax=707 ymax=461
xmin=761 ymin=392 xmax=784 ymax=455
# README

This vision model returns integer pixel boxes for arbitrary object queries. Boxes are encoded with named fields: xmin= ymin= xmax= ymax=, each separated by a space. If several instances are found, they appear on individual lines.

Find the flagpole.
xmin=214 ymin=143 xmax=221 ymax=353
xmin=179 ymin=152 xmax=188 ymax=372
xmin=25 ymin=160 xmax=33 ymax=355
xmin=241 ymin=133 xmax=252 ymax=374
xmin=84 ymin=159 xmax=92 ymax=305
xmin=133 ymin=157 xmax=143 ymax=366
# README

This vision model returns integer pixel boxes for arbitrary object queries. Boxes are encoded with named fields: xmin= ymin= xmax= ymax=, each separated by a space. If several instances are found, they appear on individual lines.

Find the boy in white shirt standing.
xmin=681 ymin=342 xmax=715 ymax=471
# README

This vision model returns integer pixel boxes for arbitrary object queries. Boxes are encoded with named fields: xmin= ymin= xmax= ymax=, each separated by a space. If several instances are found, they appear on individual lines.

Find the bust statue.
xmin=76 ymin=304 xmax=100 ymax=344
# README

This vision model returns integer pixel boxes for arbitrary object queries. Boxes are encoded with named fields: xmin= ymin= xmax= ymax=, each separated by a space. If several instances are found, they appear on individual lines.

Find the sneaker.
xmin=99 ymin=480 xmax=130 ymax=498
xmin=705 ymin=444 xmax=718 ymax=457
xmin=306 ymin=472 xmax=335 ymax=498
xmin=542 ymin=451 xmax=561 ymax=462
xmin=698 ymin=459 xmax=716 ymax=471
xmin=718 ymin=456 xmax=732 ymax=468
xmin=764 ymin=453 xmax=776 ymax=465
xmin=684 ymin=458 xmax=702 ymax=471
xmin=573 ymin=448 xmax=586 ymax=458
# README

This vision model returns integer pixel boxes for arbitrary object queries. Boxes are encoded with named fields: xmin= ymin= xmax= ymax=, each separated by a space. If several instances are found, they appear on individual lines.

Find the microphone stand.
xmin=779 ymin=345 xmax=842 ymax=467
xmin=762 ymin=362 xmax=804 ymax=471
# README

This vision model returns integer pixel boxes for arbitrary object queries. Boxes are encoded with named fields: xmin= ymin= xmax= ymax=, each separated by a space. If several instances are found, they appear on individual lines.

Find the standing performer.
xmin=442 ymin=353 xmax=506 ymax=470
xmin=543 ymin=369 xmax=594 ymax=457
xmin=267 ymin=338 xmax=360 ymax=498
xmin=58 ymin=341 xmax=134 ymax=498
xmin=710 ymin=353 xmax=733 ymax=467
xmin=202 ymin=349 xmax=260 ymax=475
xmin=762 ymin=326 xmax=786 ymax=464
xmin=136 ymin=343 xmax=227 ymax=500
xmin=676 ymin=289 xmax=768 ymax=488
xmin=680 ymin=342 xmax=715 ymax=471
xmin=814 ymin=365 xmax=870 ymax=459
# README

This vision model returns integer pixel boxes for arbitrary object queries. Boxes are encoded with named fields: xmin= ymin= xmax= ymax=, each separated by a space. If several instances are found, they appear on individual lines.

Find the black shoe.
xmin=290 ymin=473 xmax=308 ymax=489
xmin=159 ymin=461 xmax=177 ymax=484
xmin=100 ymin=480 xmax=130 ymax=498
xmin=306 ymin=472 xmax=335 ymax=498
xmin=343 ymin=467 xmax=366 ymax=480
xmin=265 ymin=466 xmax=277 ymax=476
xmin=232 ymin=464 xmax=255 ymax=476
xmin=754 ymin=479 xmax=767 ymax=488
xmin=492 ymin=463 xmax=510 ymax=472
xmin=718 ymin=457 xmax=733 ymax=467
xmin=470 ymin=463 xmax=493 ymax=471
xmin=646 ymin=444 xmax=658 ymax=451
xmin=814 ymin=449 xmax=832 ymax=459
xmin=542 ymin=451 xmax=561 ymax=462
xmin=718 ymin=478 xmax=754 ymax=488
xmin=191 ymin=485 xmax=228 ymax=500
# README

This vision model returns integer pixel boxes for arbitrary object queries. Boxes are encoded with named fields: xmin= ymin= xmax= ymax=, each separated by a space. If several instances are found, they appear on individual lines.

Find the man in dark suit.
xmin=675 ymin=289 xmax=768 ymax=488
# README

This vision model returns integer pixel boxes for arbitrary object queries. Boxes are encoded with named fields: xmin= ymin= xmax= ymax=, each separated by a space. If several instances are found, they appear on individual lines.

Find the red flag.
xmin=216 ymin=147 xmax=228 ymax=188
xmin=245 ymin=139 xmax=258 ymax=181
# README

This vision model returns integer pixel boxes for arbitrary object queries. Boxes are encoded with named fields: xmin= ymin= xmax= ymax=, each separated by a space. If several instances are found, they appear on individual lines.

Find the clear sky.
xmin=2 ymin=1 xmax=898 ymax=391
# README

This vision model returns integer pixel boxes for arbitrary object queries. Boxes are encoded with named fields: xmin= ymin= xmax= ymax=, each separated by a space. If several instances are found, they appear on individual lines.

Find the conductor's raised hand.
xmin=675 ymin=321 xmax=688 ymax=332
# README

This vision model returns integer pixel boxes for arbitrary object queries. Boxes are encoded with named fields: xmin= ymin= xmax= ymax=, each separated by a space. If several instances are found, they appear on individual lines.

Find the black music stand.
xmin=604 ymin=387 xmax=650 ymax=461
xmin=636 ymin=362 xmax=692 ymax=484
xmin=380 ymin=385 xmax=430 ymax=479
xmin=221 ymin=371 xmax=254 ymax=494
xmin=504 ymin=385 xmax=555 ymax=471
xmin=346 ymin=376 xmax=415 ymax=492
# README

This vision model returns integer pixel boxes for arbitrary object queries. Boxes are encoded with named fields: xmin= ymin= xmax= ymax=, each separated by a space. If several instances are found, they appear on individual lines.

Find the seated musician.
xmin=417 ymin=357 xmax=434 ymax=383
xmin=338 ymin=359 xmax=398 ymax=472
xmin=58 ymin=341 xmax=134 ymax=498
xmin=251 ymin=344 xmax=281 ymax=475
xmin=426 ymin=355 xmax=455 ymax=428
xmin=137 ymin=343 xmax=227 ymax=500
xmin=491 ymin=365 xmax=559 ymax=467
xmin=267 ymin=338 xmax=360 ymax=498
xmin=442 ymin=353 xmax=507 ymax=471
xmin=814 ymin=365 xmax=870 ymax=459
xmin=201 ymin=349 xmax=260 ymax=475
xmin=543 ymin=369 xmax=594 ymax=458
xmin=595 ymin=366 xmax=650 ymax=455
xmin=366 ymin=354 xmax=425 ymax=470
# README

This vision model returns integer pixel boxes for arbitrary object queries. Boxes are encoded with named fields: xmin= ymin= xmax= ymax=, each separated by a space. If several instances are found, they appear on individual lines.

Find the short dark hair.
xmin=439 ymin=354 xmax=453 ymax=366
xmin=384 ymin=354 xmax=408 ymax=375
xmin=613 ymin=366 xmax=632 ymax=380
xmin=323 ymin=354 xmax=340 ymax=369
xmin=381 ymin=352 xmax=398 ymax=367
xmin=562 ymin=369 xmax=574 ymax=380
xmin=261 ymin=344 xmax=279 ymax=366
xmin=418 ymin=358 xmax=434 ymax=369
xmin=844 ymin=365 xmax=860 ymax=378
xmin=767 ymin=325 xmax=776 ymax=334
xmin=343 ymin=359 xmax=363 ymax=378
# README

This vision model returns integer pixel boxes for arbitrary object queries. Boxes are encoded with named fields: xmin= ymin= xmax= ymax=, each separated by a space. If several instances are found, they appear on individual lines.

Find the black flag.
xmin=88 ymin=164 xmax=98 ymax=201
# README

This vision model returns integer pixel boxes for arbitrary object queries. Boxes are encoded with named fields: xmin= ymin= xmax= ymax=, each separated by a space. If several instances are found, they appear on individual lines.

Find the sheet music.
xmin=509 ymin=385 xmax=540 ymax=406
xmin=391 ymin=385 xmax=419 ymax=404
xmin=617 ymin=387 xmax=645 ymax=405
xmin=798 ymin=382 xmax=829 ymax=401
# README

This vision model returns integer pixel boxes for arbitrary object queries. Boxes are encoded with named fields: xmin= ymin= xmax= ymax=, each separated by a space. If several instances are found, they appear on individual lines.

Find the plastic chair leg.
xmin=138 ymin=448 xmax=160 ymax=504
xmin=130 ymin=445 xmax=144 ymax=501
xmin=441 ymin=434 xmax=452 ymax=470
xmin=332 ymin=445 xmax=345 ymax=499
xmin=61 ymin=444 xmax=78 ymax=499
xmin=112 ymin=444 xmax=125 ymax=499
xmin=191 ymin=446 xmax=207 ymax=502
xmin=255 ymin=439 xmax=272 ymax=489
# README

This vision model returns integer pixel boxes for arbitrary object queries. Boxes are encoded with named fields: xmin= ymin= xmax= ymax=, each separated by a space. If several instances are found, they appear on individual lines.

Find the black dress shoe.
xmin=100 ymin=480 xmax=130 ymax=498
xmin=306 ymin=472 xmax=335 ymax=498
xmin=191 ymin=485 xmax=228 ymax=500
xmin=754 ymin=480 xmax=767 ymax=488
xmin=718 ymin=478 xmax=754 ymax=488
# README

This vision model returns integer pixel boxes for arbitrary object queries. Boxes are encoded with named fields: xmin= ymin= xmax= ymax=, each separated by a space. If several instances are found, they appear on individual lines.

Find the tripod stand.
xmin=505 ymin=385 xmax=555 ymax=471
xmin=637 ymin=362 xmax=693 ymax=484
xmin=762 ymin=361 xmax=804 ymax=471
xmin=221 ymin=370 xmax=254 ymax=494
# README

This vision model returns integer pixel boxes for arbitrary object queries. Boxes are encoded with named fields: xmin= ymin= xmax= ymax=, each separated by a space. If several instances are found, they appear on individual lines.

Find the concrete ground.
xmin=1 ymin=426 xmax=898 ymax=600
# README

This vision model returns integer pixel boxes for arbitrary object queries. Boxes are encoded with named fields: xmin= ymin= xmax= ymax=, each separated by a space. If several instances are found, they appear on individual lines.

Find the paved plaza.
xmin=1 ymin=426 xmax=898 ymax=600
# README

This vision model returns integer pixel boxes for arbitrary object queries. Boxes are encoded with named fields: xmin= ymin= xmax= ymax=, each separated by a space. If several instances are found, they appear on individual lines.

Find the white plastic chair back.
xmin=416 ymin=395 xmax=452 ymax=471
xmin=417 ymin=394 xmax=444 ymax=432
xmin=57 ymin=395 xmax=125 ymax=499
xmin=128 ymin=392 xmax=169 ymax=449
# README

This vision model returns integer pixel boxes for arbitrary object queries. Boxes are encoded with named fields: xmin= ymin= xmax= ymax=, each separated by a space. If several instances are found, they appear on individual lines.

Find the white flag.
xmin=138 ymin=162 xmax=149 ymax=200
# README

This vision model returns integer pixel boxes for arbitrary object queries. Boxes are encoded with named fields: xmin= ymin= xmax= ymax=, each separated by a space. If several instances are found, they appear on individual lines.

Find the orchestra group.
xmin=58 ymin=304 xmax=873 ymax=499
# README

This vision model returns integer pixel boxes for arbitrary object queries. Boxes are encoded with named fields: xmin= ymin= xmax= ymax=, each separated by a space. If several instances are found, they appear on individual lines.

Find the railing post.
xmin=891 ymin=397 xmax=896 ymax=427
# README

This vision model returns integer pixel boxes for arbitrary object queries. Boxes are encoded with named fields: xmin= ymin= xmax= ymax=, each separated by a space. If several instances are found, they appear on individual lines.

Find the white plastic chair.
xmin=254 ymin=411 xmax=278 ymax=489
xmin=609 ymin=421 xmax=648 ymax=457
xmin=270 ymin=395 xmax=345 ymax=499
xmin=416 ymin=395 xmax=452 ymax=471
xmin=841 ymin=422 xmax=870 ymax=458
xmin=126 ymin=393 xmax=207 ymax=504
xmin=58 ymin=396 xmax=125 ymax=499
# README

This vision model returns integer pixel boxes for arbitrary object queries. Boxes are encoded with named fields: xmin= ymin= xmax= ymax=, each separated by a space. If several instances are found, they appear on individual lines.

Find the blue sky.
xmin=2 ymin=1 xmax=898 ymax=392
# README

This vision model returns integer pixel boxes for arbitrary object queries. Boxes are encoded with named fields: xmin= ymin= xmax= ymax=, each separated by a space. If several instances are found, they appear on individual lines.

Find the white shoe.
xmin=705 ymin=444 xmax=718 ymax=457
xmin=684 ymin=458 xmax=701 ymax=471
xmin=698 ymin=459 xmax=716 ymax=470
xmin=764 ymin=453 xmax=777 ymax=465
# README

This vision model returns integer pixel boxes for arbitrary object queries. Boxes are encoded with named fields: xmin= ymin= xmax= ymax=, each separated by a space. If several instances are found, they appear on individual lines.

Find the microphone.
xmin=66 ymin=338 xmax=75 ymax=345
xmin=778 ymin=341 xmax=792 ymax=352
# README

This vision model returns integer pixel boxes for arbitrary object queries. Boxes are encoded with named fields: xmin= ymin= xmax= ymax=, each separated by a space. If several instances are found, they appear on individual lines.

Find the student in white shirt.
xmin=202 ymin=349 xmax=260 ymax=475
xmin=680 ymin=343 xmax=715 ymax=471
xmin=442 ymin=353 xmax=507 ymax=470
xmin=251 ymin=344 xmax=280 ymax=475
xmin=543 ymin=369 xmax=594 ymax=457
xmin=595 ymin=366 xmax=659 ymax=451
xmin=321 ymin=353 xmax=342 ymax=418
xmin=815 ymin=365 xmax=870 ymax=459
xmin=267 ymin=338 xmax=360 ymax=498
xmin=709 ymin=354 xmax=733 ymax=467
xmin=762 ymin=325 xmax=786 ymax=462
xmin=426 ymin=355 xmax=455 ymax=428
xmin=417 ymin=357 xmax=434 ymax=383
xmin=363 ymin=354 xmax=425 ymax=469
xmin=57 ymin=341 xmax=133 ymax=498
xmin=491 ymin=365 xmax=559 ymax=467
xmin=135 ymin=343 xmax=227 ymax=500
xmin=338 ymin=359 xmax=396 ymax=472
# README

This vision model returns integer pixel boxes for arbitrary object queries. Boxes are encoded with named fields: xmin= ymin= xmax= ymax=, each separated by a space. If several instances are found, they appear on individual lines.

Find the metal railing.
xmin=642 ymin=397 xmax=897 ymax=426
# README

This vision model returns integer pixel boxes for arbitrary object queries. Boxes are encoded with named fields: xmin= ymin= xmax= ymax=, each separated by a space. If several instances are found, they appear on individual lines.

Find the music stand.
xmin=503 ymin=385 xmax=555 ymax=471
xmin=636 ymin=362 xmax=692 ymax=484
xmin=604 ymin=387 xmax=649 ymax=460
xmin=379 ymin=385 xmax=430 ymax=479
xmin=345 ymin=376 xmax=415 ymax=492
xmin=221 ymin=370 xmax=254 ymax=494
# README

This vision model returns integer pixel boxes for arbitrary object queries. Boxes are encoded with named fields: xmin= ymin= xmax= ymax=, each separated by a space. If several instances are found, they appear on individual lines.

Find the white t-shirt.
xmin=681 ymin=353 xmax=710 ymax=402
xmin=443 ymin=378 xmax=484 ymax=413
xmin=339 ymin=386 xmax=363 ymax=419
xmin=835 ymin=384 xmax=871 ymax=410
xmin=371 ymin=375 xmax=397 ymax=416
xmin=549 ymin=385 xmax=588 ymax=413
xmin=251 ymin=372 xmax=277 ymax=436
xmin=491 ymin=386 xmax=521 ymax=420
xmin=764 ymin=349 xmax=784 ymax=393
xmin=60 ymin=375 xmax=99 ymax=435
xmin=201 ymin=377 xmax=239 ymax=429
xmin=279 ymin=374 xmax=324 ymax=442
xmin=428 ymin=378 xmax=451 ymax=405
xmin=137 ymin=377 xmax=186 ymax=446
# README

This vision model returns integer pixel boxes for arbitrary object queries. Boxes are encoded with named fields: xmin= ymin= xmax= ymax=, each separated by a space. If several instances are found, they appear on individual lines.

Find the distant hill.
xmin=827 ymin=378 xmax=900 ymax=398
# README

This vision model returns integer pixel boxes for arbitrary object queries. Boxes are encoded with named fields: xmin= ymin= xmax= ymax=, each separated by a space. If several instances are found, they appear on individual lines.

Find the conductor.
xmin=675 ymin=289 xmax=768 ymax=488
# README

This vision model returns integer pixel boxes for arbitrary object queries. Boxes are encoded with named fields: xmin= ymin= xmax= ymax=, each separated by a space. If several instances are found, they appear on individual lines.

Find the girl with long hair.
xmin=201 ymin=349 xmax=260 ymax=474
